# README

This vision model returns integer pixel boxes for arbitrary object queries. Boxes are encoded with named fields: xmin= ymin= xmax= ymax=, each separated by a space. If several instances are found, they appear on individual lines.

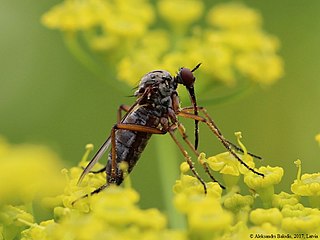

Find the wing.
xmin=77 ymin=92 xmax=148 ymax=185
xmin=77 ymin=137 xmax=111 ymax=184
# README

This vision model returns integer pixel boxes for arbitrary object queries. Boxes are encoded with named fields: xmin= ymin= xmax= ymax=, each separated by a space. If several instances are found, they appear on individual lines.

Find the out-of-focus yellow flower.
xmin=223 ymin=193 xmax=253 ymax=223
xmin=21 ymin=220 xmax=55 ymax=240
xmin=49 ymin=185 xmax=183 ymax=240
xmin=157 ymin=0 xmax=203 ymax=29
xmin=223 ymin=193 xmax=253 ymax=212
xmin=173 ymin=174 xmax=222 ymax=214
xmin=41 ymin=0 xmax=101 ymax=31
xmin=315 ymin=133 xmax=320 ymax=145
xmin=250 ymin=208 xmax=282 ymax=226
xmin=42 ymin=1 xmax=283 ymax=90
xmin=280 ymin=204 xmax=320 ymax=233
xmin=207 ymin=3 xmax=261 ymax=30
xmin=205 ymin=3 xmax=283 ymax=86
xmin=236 ymin=52 xmax=283 ymax=85
xmin=250 ymin=223 xmax=280 ymax=235
xmin=272 ymin=191 xmax=299 ymax=209
xmin=42 ymin=0 xmax=154 ymax=34
xmin=282 ymin=215 xmax=320 ymax=233
xmin=0 ymin=137 xmax=65 ymax=204
xmin=174 ymin=162 xmax=222 ymax=198
xmin=281 ymin=203 xmax=320 ymax=218
xmin=0 ymin=205 xmax=34 ymax=227
xmin=117 ymin=30 xmax=169 ymax=85
xmin=188 ymin=199 xmax=233 ymax=238
xmin=173 ymin=162 xmax=233 ymax=238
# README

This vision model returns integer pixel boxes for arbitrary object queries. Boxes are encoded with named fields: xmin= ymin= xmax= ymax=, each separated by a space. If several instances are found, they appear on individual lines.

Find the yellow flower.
xmin=117 ymin=30 xmax=169 ymax=85
xmin=292 ymin=173 xmax=320 ymax=196
xmin=50 ymin=184 xmax=182 ymax=240
xmin=244 ymin=166 xmax=283 ymax=189
xmin=157 ymin=0 xmax=203 ymax=29
xmin=41 ymin=0 xmax=101 ymax=31
xmin=244 ymin=165 xmax=283 ymax=208
xmin=223 ymin=193 xmax=253 ymax=212
xmin=206 ymin=152 xmax=253 ymax=177
xmin=188 ymin=203 xmax=233 ymax=236
xmin=281 ymin=204 xmax=320 ymax=218
xmin=315 ymin=133 xmax=320 ymax=145
xmin=174 ymin=162 xmax=222 ymax=217
xmin=42 ymin=0 xmax=154 ymax=34
xmin=206 ymin=132 xmax=256 ymax=178
xmin=250 ymin=208 xmax=283 ymax=226
xmin=42 ymin=1 xmax=283 ymax=89
xmin=173 ymin=174 xmax=222 ymax=214
xmin=21 ymin=220 xmax=55 ymax=240
xmin=0 ymin=137 xmax=65 ymax=204
xmin=0 ymin=205 xmax=34 ymax=227
xmin=223 ymin=193 xmax=253 ymax=223
xmin=101 ymin=0 xmax=154 ymax=37
xmin=207 ymin=3 xmax=261 ymax=30
xmin=291 ymin=159 xmax=320 ymax=208
xmin=272 ymin=192 xmax=300 ymax=209
xmin=280 ymin=204 xmax=320 ymax=232
xmin=249 ymin=222 xmax=280 ymax=235
xmin=281 ymin=215 xmax=320 ymax=233
xmin=235 ymin=52 xmax=284 ymax=85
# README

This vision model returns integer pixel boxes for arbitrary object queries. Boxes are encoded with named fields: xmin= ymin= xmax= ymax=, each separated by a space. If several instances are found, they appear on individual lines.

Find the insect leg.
xmin=178 ymin=108 xmax=264 ymax=177
xmin=109 ymin=123 xmax=166 ymax=182
xmin=180 ymin=106 xmax=262 ymax=159
xmin=86 ymin=104 xmax=140 ymax=175
xmin=176 ymin=123 xmax=225 ymax=189
xmin=117 ymin=104 xmax=131 ymax=122
xmin=168 ymin=130 xmax=207 ymax=194
xmin=85 ymin=167 xmax=106 ymax=174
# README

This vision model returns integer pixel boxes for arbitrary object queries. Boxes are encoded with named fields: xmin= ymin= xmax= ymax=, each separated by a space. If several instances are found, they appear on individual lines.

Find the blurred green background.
xmin=1 ymin=0 xmax=320 ymax=209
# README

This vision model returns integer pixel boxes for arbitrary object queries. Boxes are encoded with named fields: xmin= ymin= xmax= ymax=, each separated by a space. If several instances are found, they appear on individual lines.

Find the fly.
xmin=78 ymin=63 xmax=263 ymax=196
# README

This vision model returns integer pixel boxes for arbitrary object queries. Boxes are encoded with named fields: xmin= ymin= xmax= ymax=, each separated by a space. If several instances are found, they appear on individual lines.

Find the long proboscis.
xmin=189 ymin=63 xmax=201 ymax=150
xmin=187 ymin=86 xmax=199 ymax=149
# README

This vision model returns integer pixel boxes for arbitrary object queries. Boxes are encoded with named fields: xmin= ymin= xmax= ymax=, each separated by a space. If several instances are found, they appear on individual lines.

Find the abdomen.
xmin=106 ymin=107 xmax=160 ymax=185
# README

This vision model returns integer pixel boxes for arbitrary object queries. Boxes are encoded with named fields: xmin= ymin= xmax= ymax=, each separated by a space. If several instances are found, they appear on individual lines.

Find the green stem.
xmin=257 ymin=185 xmax=274 ymax=208
xmin=198 ymin=82 xmax=256 ymax=106
xmin=63 ymin=32 xmax=129 ymax=95
xmin=308 ymin=195 xmax=320 ymax=208
xmin=154 ymin=135 xmax=186 ymax=229
xmin=63 ymin=32 xmax=105 ymax=79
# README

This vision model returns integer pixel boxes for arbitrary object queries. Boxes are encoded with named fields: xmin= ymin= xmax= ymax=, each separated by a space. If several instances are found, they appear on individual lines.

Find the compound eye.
xmin=179 ymin=67 xmax=195 ymax=87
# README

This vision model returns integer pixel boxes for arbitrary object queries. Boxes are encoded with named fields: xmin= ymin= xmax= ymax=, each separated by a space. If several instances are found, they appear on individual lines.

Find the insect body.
xmin=78 ymin=64 xmax=263 ymax=195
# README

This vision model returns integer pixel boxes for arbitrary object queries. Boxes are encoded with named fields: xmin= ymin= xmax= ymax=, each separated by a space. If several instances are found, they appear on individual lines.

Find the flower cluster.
xmin=1 ymin=132 xmax=320 ymax=239
xmin=0 ymin=137 xmax=65 ymax=239
xmin=172 ymin=133 xmax=320 ymax=237
xmin=0 ymin=138 xmax=184 ymax=240
xmin=42 ymin=1 xmax=283 ymax=96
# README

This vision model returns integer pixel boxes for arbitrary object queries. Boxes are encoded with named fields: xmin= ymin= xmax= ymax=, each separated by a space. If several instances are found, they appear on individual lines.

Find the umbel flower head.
xmin=42 ymin=1 xmax=283 ymax=96
xmin=2 ymin=133 xmax=320 ymax=239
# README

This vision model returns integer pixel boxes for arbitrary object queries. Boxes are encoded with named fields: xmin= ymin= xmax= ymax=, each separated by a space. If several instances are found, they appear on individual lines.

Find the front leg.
xmin=178 ymin=107 xmax=264 ymax=177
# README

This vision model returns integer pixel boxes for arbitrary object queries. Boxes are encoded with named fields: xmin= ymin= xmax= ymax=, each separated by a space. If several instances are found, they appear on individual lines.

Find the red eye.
xmin=179 ymin=67 xmax=195 ymax=87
